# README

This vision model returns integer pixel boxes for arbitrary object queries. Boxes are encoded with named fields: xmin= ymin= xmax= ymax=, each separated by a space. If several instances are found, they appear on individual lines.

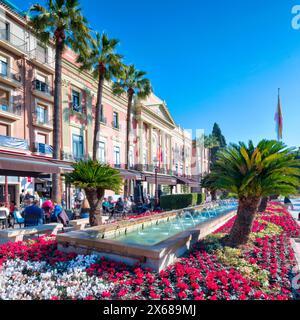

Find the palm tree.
xmin=205 ymin=140 xmax=300 ymax=246
xmin=29 ymin=0 xmax=90 ymax=203
xmin=112 ymin=64 xmax=152 ymax=194
xmin=65 ymin=160 xmax=123 ymax=226
xmin=77 ymin=32 xmax=123 ymax=160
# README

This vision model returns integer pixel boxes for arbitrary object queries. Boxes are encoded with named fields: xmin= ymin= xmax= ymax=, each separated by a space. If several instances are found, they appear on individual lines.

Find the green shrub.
xmin=160 ymin=193 xmax=205 ymax=210
xmin=196 ymin=193 xmax=205 ymax=205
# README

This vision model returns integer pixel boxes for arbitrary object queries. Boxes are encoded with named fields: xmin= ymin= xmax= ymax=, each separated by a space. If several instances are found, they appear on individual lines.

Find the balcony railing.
xmin=0 ymin=29 xmax=27 ymax=52
xmin=0 ymin=99 xmax=21 ymax=116
xmin=0 ymin=134 xmax=29 ymax=150
xmin=32 ymin=79 xmax=53 ymax=96
xmin=114 ymin=164 xmax=122 ymax=169
xmin=35 ymin=142 xmax=53 ymax=155
xmin=61 ymin=151 xmax=86 ymax=162
xmin=0 ymin=65 xmax=22 ymax=84
xmin=72 ymin=103 xmax=82 ymax=113
xmin=29 ymin=47 xmax=54 ymax=68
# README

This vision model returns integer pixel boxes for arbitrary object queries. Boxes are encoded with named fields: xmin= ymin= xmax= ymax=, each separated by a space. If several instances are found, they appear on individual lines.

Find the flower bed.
xmin=0 ymin=203 xmax=299 ymax=300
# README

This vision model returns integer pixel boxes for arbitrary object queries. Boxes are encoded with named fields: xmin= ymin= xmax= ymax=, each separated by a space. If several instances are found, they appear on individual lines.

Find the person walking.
xmin=0 ymin=202 xmax=9 ymax=229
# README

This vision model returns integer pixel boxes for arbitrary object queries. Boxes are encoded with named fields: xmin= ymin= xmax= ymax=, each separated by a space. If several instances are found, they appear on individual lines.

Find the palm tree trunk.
xmin=85 ymin=188 xmax=104 ymax=226
xmin=52 ymin=38 xmax=64 ymax=203
xmin=258 ymin=197 xmax=268 ymax=212
xmin=124 ymin=90 xmax=134 ymax=197
xmin=92 ymin=65 xmax=105 ymax=160
xmin=227 ymin=196 xmax=260 ymax=247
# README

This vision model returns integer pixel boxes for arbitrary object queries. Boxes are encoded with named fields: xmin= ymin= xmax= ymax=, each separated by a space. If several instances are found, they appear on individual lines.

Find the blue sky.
xmin=11 ymin=0 xmax=300 ymax=148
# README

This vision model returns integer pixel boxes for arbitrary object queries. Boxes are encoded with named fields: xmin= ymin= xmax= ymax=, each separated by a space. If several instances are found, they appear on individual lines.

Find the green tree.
xmin=205 ymin=140 xmax=300 ymax=246
xmin=29 ymin=0 xmax=90 ymax=203
xmin=112 ymin=64 xmax=151 ymax=194
xmin=77 ymin=32 xmax=123 ymax=160
xmin=65 ymin=160 xmax=123 ymax=226
xmin=211 ymin=123 xmax=226 ymax=164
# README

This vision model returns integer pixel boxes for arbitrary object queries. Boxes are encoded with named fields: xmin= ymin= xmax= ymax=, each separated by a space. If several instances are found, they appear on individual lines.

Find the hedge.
xmin=160 ymin=193 xmax=206 ymax=210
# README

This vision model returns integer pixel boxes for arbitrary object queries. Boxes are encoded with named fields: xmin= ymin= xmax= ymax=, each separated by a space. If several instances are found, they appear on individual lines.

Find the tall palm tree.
xmin=77 ymin=32 xmax=123 ymax=160
xmin=29 ymin=0 xmax=90 ymax=203
xmin=112 ymin=64 xmax=152 ymax=194
xmin=65 ymin=160 xmax=123 ymax=226
xmin=205 ymin=140 xmax=300 ymax=247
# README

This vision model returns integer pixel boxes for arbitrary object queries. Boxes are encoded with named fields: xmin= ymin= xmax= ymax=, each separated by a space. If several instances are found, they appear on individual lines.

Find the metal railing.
xmin=0 ymin=99 xmax=21 ymax=116
xmin=32 ymin=79 xmax=53 ymax=96
xmin=34 ymin=142 xmax=53 ymax=155
xmin=0 ymin=65 xmax=22 ymax=83
xmin=0 ymin=29 xmax=27 ymax=52
xmin=29 ymin=47 xmax=54 ymax=68
xmin=0 ymin=134 xmax=29 ymax=150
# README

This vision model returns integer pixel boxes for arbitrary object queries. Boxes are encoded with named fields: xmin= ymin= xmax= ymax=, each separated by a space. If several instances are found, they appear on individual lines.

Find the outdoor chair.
xmin=0 ymin=210 xmax=8 ymax=229
xmin=13 ymin=211 xmax=25 ymax=228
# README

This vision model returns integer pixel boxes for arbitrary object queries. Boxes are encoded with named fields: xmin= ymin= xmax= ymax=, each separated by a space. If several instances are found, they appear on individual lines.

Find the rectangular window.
xmin=34 ymin=75 xmax=49 ymax=94
xmin=0 ymin=22 xmax=9 ymax=41
xmin=36 ymin=42 xmax=47 ymax=63
xmin=72 ymin=134 xmax=84 ymax=160
xmin=129 ymin=149 xmax=134 ymax=168
xmin=113 ymin=111 xmax=119 ymax=129
xmin=72 ymin=90 xmax=81 ymax=112
xmin=99 ymin=141 xmax=106 ymax=163
xmin=0 ymin=123 xmax=8 ymax=136
xmin=113 ymin=146 xmax=120 ymax=167
xmin=0 ymin=55 xmax=8 ymax=77
xmin=36 ymin=133 xmax=47 ymax=144
xmin=0 ymin=89 xmax=9 ymax=111
xmin=36 ymin=105 xmax=48 ymax=124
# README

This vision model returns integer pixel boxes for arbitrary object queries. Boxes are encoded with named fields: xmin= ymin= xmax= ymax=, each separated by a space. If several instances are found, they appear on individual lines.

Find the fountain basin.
xmin=57 ymin=205 xmax=236 ymax=271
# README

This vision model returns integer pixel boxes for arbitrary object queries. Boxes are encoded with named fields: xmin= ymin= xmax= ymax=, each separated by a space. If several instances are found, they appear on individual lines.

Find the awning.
xmin=0 ymin=152 xmax=73 ymax=177
xmin=143 ymin=173 xmax=177 ymax=186
xmin=176 ymin=176 xmax=199 ymax=188
xmin=118 ymin=169 xmax=143 ymax=180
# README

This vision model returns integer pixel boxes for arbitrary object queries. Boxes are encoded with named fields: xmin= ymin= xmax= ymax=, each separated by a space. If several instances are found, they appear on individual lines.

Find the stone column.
xmin=138 ymin=118 xmax=144 ymax=168
xmin=161 ymin=131 xmax=166 ymax=172
xmin=169 ymin=136 xmax=173 ymax=174
xmin=148 ymin=123 xmax=153 ymax=167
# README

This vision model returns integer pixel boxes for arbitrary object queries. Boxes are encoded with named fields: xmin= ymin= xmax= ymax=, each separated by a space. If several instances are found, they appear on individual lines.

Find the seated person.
xmin=23 ymin=200 xmax=44 ymax=226
xmin=124 ymin=197 xmax=132 ymax=214
xmin=103 ymin=196 xmax=115 ymax=214
xmin=112 ymin=197 xmax=125 ymax=218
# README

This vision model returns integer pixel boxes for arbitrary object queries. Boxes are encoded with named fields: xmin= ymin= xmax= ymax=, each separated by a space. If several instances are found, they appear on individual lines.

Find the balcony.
xmin=29 ymin=48 xmax=55 ymax=73
xmin=0 ymin=99 xmax=22 ymax=121
xmin=32 ymin=79 xmax=54 ymax=102
xmin=34 ymin=142 xmax=53 ymax=156
xmin=0 ymin=66 xmax=22 ymax=88
xmin=0 ymin=134 xmax=29 ymax=151
xmin=114 ymin=164 xmax=122 ymax=169
xmin=61 ymin=151 xmax=86 ymax=162
xmin=0 ymin=29 xmax=27 ymax=56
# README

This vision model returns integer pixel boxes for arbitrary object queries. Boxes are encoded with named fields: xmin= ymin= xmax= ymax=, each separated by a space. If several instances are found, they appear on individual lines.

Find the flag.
xmin=275 ymin=88 xmax=283 ymax=141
